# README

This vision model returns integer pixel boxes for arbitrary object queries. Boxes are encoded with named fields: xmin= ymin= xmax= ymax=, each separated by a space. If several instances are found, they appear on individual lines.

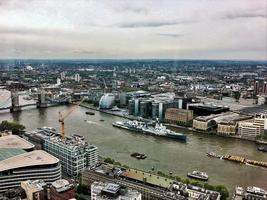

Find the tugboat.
xmin=187 ymin=171 xmax=209 ymax=181
xmin=130 ymin=153 xmax=147 ymax=160
xmin=85 ymin=111 xmax=95 ymax=115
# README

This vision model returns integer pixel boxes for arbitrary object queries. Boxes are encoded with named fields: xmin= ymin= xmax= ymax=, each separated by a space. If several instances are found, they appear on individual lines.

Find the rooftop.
xmin=122 ymin=168 xmax=173 ymax=188
xmin=0 ymin=135 xmax=35 ymax=150
xmin=0 ymin=148 xmax=26 ymax=161
xmin=0 ymin=150 xmax=59 ymax=172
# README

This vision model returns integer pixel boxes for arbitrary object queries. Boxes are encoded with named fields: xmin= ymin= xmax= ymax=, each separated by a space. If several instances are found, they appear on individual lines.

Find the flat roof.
xmin=0 ymin=150 xmax=59 ymax=172
xmin=122 ymin=168 xmax=173 ymax=188
xmin=0 ymin=148 xmax=26 ymax=161
xmin=0 ymin=135 xmax=35 ymax=150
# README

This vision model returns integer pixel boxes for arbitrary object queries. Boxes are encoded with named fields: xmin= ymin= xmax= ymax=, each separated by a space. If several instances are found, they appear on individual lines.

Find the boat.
xmin=130 ymin=152 xmax=147 ymax=160
xmin=257 ymin=145 xmax=267 ymax=152
xmin=85 ymin=111 xmax=95 ymax=115
xmin=187 ymin=171 xmax=209 ymax=181
xmin=112 ymin=120 xmax=187 ymax=141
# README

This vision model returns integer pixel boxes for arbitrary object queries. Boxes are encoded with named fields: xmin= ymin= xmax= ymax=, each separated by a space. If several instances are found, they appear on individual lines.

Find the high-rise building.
xmin=60 ymin=72 xmax=66 ymax=80
xmin=254 ymin=80 xmax=260 ymax=95
xmin=74 ymin=73 xmax=81 ymax=82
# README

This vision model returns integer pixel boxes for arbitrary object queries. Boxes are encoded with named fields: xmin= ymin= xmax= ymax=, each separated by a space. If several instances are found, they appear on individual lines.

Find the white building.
xmin=74 ymin=73 xmax=81 ymax=82
xmin=91 ymin=181 xmax=141 ymax=200
xmin=56 ymin=77 xmax=61 ymax=85
xmin=238 ymin=115 xmax=267 ymax=139
xmin=60 ymin=72 xmax=66 ymax=80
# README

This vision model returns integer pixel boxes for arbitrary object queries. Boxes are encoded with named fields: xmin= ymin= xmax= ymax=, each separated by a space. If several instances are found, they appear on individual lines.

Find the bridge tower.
xmin=10 ymin=91 xmax=21 ymax=112
xmin=37 ymin=91 xmax=48 ymax=108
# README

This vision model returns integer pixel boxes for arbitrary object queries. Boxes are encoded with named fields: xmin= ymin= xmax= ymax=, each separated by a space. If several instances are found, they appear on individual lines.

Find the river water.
xmin=0 ymin=90 xmax=266 ymax=192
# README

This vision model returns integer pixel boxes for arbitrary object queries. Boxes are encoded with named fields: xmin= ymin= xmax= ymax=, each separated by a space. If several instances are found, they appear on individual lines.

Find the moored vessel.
xmin=187 ymin=171 xmax=209 ymax=181
xmin=112 ymin=120 xmax=187 ymax=141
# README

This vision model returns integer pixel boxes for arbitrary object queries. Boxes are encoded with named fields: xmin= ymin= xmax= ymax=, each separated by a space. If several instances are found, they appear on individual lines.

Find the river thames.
xmin=0 ymin=89 xmax=267 ymax=191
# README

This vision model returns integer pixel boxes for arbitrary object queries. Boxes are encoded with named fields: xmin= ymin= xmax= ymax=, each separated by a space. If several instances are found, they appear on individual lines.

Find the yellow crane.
xmin=58 ymin=97 xmax=86 ymax=138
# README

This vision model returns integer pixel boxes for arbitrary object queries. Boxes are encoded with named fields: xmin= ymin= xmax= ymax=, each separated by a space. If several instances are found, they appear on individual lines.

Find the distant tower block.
xmin=37 ymin=91 xmax=48 ymax=108
xmin=254 ymin=81 xmax=259 ymax=95
xmin=10 ymin=91 xmax=21 ymax=112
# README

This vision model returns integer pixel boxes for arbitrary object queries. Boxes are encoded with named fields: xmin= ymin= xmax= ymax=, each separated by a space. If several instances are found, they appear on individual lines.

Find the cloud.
xmin=116 ymin=20 xmax=197 ymax=28
xmin=221 ymin=8 xmax=267 ymax=20
xmin=156 ymin=33 xmax=185 ymax=38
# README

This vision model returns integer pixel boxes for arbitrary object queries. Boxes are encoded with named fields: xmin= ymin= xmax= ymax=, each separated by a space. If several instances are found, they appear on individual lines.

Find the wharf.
xmin=207 ymin=152 xmax=267 ymax=169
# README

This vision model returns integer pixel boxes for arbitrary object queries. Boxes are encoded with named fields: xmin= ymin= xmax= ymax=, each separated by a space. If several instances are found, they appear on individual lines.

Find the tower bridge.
xmin=0 ymin=90 xmax=72 ymax=113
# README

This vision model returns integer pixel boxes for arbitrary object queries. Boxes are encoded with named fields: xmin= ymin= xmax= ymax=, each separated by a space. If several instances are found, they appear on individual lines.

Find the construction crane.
xmin=58 ymin=97 xmax=86 ymax=138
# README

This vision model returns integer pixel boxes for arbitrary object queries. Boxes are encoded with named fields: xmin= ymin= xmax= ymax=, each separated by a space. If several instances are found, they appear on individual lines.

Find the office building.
xmin=91 ymin=181 xmax=141 ymax=200
xmin=238 ymin=115 xmax=267 ymax=139
xmin=44 ymin=133 xmax=98 ymax=177
xmin=188 ymin=103 xmax=229 ymax=116
xmin=74 ymin=73 xmax=81 ymax=82
xmin=0 ymin=134 xmax=35 ymax=151
xmin=60 ymin=72 xmax=66 ymax=80
xmin=99 ymin=93 xmax=115 ymax=109
xmin=0 ymin=150 xmax=61 ymax=193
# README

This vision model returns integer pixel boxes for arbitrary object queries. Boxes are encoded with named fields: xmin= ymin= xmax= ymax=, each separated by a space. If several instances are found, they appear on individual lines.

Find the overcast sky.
xmin=0 ymin=0 xmax=266 ymax=60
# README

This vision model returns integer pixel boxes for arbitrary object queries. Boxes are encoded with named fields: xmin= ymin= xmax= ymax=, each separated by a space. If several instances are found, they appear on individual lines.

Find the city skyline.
xmin=0 ymin=0 xmax=266 ymax=60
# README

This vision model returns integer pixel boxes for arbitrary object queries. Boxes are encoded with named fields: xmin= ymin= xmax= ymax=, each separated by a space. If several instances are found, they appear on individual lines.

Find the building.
xmin=172 ymin=182 xmax=221 ymax=200
xmin=232 ymin=186 xmax=267 ymax=200
xmin=24 ymin=127 xmax=98 ymax=177
xmin=188 ymin=103 xmax=229 ymax=116
xmin=91 ymin=181 xmax=141 ymax=200
xmin=82 ymin=164 xmax=221 ymax=200
xmin=165 ymin=108 xmax=193 ymax=126
xmin=60 ymin=72 xmax=66 ymax=80
xmin=50 ymin=179 xmax=75 ymax=200
xmin=21 ymin=180 xmax=47 ymax=200
xmin=74 ymin=73 xmax=81 ymax=82
xmin=238 ymin=115 xmax=267 ymax=139
xmin=0 ymin=150 xmax=61 ymax=193
xmin=193 ymin=115 xmax=218 ymax=131
xmin=44 ymin=134 xmax=98 ymax=177
xmin=0 ymin=134 xmax=35 ymax=151
xmin=21 ymin=179 xmax=75 ymax=200
xmin=99 ymin=93 xmax=115 ymax=109
xmin=217 ymin=113 xmax=252 ymax=135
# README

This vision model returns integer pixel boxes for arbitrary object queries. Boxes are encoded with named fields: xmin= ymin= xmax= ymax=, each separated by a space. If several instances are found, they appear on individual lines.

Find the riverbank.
xmin=79 ymin=103 xmax=266 ymax=145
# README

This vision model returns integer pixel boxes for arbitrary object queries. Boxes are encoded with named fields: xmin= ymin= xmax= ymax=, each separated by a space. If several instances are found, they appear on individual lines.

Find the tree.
xmin=215 ymin=185 xmax=229 ymax=200
xmin=0 ymin=120 xmax=25 ymax=135
xmin=104 ymin=157 xmax=115 ymax=164
xmin=233 ymin=90 xmax=241 ymax=102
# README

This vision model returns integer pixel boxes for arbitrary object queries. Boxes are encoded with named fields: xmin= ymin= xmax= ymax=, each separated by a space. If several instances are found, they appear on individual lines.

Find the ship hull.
xmin=113 ymin=122 xmax=186 ymax=142
xmin=187 ymin=174 xmax=208 ymax=181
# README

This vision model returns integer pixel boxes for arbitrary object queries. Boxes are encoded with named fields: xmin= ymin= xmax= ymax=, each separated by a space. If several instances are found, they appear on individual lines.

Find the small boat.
xmin=257 ymin=146 xmax=267 ymax=152
xmin=85 ymin=111 xmax=95 ymax=115
xmin=130 ymin=153 xmax=147 ymax=160
xmin=187 ymin=171 xmax=209 ymax=181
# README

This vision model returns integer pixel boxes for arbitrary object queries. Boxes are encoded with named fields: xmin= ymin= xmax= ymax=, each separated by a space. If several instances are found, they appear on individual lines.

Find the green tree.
xmin=191 ymin=181 xmax=203 ymax=188
xmin=204 ymin=183 xmax=215 ymax=191
xmin=215 ymin=185 xmax=229 ymax=200
xmin=233 ymin=90 xmax=241 ymax=102
xmin=104 ymin=157 xmax=115 ymax=164
xmin=0 ymin=120 xmax=25 ymax=135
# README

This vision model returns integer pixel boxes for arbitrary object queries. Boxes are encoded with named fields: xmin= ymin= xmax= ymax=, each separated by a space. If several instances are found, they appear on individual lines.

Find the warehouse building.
xmin=165 ymin=108 xmax=193 ymax=126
